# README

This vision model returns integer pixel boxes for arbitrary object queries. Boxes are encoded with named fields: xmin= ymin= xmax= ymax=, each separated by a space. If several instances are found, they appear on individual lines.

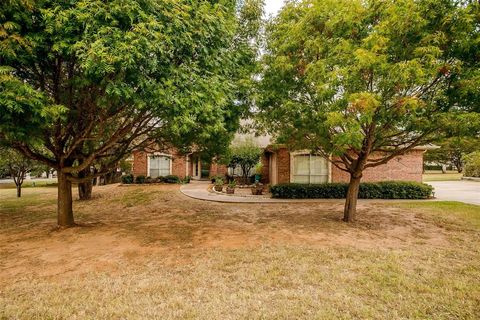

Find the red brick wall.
xmin=172 ymin=154 xmax=187 ymax=178
xmin=209 ymin=162 xmax=228 ymax=177
xmin=331 ymin=150 xmax=424 ymax=183
xmin=132 ymin=151 xmax=148 ymax=177
xmin=276 ymin=148 xmax=291 ymax=184
xmin=132 ymin=147 xmax=187 ymax=178
xmin=272 ymin=148 xmax=424 ymax=185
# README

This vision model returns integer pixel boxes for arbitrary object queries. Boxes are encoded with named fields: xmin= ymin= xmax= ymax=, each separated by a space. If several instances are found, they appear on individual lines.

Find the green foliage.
xmin=228 ymin=138 xmax=262 ymax=181
xmin=464 ymin=152 xmax=480 ymax=178
xmin=271 ymin=182 xmax=433 ymax=199
xmin=257 ymin=0 xmax=475 ymax=218
xmin=424 ymin=137 xmax=480 ymax=172
xmin=135 ymin=175 xmax=146 ymax=184
xmin=214 ymin=177 xmax=224 ymax=186
xmin=161 ymin=175 xmax=181 ymax=184
xmin=0 ymin=147 xmax=41 ymax=185
xmin=119 ymin=160 xmax=132 ymax=175
xmin=121 ymin=174 xmax=134 ymax=184
xmin=258 ymin=0 xmax=473 ymax=165
xmin=210 ymin=175 xmax=226 ymax=183
xmin=0 ymin=0 xmax=263 ymax=223
xmin=228 ymin=180 xmax=237 ymax=188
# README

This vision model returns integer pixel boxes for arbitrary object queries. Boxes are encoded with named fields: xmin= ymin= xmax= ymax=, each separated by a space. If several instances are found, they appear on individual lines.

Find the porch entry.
xmin=191 ymin=155 xmax=211 ymax=180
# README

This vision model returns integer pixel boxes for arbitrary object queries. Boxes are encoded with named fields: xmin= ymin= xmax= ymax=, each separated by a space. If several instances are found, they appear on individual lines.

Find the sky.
xmin=264 ymin=0 xmax=286 ymax=16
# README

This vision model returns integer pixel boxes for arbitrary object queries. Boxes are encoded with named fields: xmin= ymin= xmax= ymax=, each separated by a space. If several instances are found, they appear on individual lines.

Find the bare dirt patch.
xmin=0 ymin=184 xmax=453 ymax=282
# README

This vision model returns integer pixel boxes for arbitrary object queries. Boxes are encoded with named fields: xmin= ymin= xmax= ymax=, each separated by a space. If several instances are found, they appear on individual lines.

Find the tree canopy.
xmin=227 ymin=137 xmax=262 ymax=183
xmin=0 ymin=0 xmax=261 ymax=226
xmin=0 ymin=146 xmax=41 ymax=197
xmin=257 ymin=0 xmax=477 ymax=221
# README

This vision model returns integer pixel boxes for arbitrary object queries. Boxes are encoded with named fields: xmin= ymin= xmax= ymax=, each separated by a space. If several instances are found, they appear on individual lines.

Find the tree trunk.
xmin=77 ymin=169 xmax=93 ymax=200
xmin=57 ymin=171 xmax=75 ymax=227
xmin=343 ymin=173 xmax=362 ymax=222
xmin=78 ymin=180 xmax=93 ymax=200
xmin=16 ymin=184 xmax=21 ymax=198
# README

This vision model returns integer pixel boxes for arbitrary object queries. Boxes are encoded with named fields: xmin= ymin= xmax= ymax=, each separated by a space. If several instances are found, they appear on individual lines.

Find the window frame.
xmin=147 ymin=153 xmax=173 ymax=178
xmin=290 ymin=151 xmax=331 ymax=184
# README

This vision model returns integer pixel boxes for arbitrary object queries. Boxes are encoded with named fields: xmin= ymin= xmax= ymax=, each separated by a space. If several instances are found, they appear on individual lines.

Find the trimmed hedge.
xmin=121 ymin=174 xmax=134 ymax=184
xmin=162 ymin=175 xmax=181 ymax=184
xmin=135 ymin=175 xmax=146 ymax=184
xmin=270 ymin=181 xmax=433 ymax=199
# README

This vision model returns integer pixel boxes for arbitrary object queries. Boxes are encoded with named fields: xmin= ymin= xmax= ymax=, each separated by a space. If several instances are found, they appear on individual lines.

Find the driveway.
xmin=428 ymin=181 xmax=480 ymax=206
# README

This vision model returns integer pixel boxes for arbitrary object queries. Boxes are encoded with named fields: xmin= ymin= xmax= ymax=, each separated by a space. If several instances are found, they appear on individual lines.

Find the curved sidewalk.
xmin=180 ymin=181 xmax=342 ymax=204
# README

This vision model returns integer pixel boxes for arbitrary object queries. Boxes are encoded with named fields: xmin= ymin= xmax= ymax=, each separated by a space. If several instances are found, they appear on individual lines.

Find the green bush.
xmin=464 ymin=151 xmax=480 ymax=178
xmin=121 ymin=174 xmax=134 ymax=184
xmin=161 ymin=175 xmax=181 ymax=184
xmin=210 ymin=175 xmax=225 ymax=183
xmin=182 ymin=176 xmax=192 ymax=184
xmin=270 ymin=181 xmax=433 ymax=199
xmin=214 ymin=177 xmax=224 ymax=186
xmin=135 ymin=175 xmax=146 ymax=184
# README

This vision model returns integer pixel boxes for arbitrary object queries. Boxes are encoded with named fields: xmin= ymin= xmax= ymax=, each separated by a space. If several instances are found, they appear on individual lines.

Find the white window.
xmin=292 ymin=154 xmax=328 ymax=183
xmin=149 ymin=155 xmax=171 ymax=178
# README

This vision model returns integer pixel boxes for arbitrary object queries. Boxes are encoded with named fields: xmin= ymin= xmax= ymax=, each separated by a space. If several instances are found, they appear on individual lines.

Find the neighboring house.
xmin=132 ymin=135 xmax=432 ymax=184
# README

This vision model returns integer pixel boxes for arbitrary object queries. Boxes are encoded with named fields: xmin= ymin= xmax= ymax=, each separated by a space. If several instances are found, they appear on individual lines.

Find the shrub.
xmin=121 ymin=174 xmax=134 ymax=184
xmin=214 ymin=177 xmax=224 ymax=186
xmin=182 ymin=176 xmax=192 ymax=184
xmin=145 ymin=176 xmax=153 ymax=184
xmin=135 ymin=175 xmax=146 ymax=184
xmin=464 ymin=151 xmax=480 ymax=178
xmin=162 ymin=175 xmax=181 ymax=184
xmin=210 ymin=175 xmax=225 ymax=183
xmin=270 ymin=181 xmax=433 ymax=199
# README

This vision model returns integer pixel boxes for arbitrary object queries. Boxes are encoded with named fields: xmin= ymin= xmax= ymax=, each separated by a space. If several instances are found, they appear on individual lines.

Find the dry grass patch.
xmin=1 ymin=184 xmax=479 ymax=319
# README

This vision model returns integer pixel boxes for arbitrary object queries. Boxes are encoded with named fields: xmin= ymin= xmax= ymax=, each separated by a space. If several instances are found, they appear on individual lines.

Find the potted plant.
xmin=214 ymin=177 xmax=224 ymax=192
xmin=226 ymin=180 xmax=236 ymax=194
xmin=251 ymin=181 xmax=264 ymax=195
xmin=254 ymin=162 xmax=263 ymax=182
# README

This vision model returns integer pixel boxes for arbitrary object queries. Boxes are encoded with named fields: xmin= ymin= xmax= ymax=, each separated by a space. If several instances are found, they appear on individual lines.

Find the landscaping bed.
xmin=271 ymin=181 xmax=433 ymax=199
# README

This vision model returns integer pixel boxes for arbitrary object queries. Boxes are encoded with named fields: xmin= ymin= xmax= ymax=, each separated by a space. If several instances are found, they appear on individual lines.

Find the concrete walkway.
xmin=428 ymin=181 xmax=480 ymax=206
xmin=180 ymin=181 xmax=342 ymax=203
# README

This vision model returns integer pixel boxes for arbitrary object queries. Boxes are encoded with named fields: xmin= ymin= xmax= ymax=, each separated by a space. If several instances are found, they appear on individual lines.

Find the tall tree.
xmin=0 ymin=0 xmax=249 ymax=227
xmin=258 ymin=0 xmax=474 ymax=221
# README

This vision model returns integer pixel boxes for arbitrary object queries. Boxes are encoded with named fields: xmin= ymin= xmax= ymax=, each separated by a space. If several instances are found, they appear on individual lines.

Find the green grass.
xmin=423 ymin=170 xmax=463 ymax=182
xmin=0 ymin=179 xmax=58 ymax=189
xmin=397 ymin=201 xmax=480 ymax=230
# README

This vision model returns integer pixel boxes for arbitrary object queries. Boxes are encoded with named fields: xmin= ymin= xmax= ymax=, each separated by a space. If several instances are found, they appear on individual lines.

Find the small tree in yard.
xmin=0 ymin=0 xmax=258 ymax=227
xmin=258 ymin=0 xmax=475 ymax=222
xmin=228 ymin=138 xmax=262 ymax=185
xmin=0 ymin=147 xmax=39 ymax=197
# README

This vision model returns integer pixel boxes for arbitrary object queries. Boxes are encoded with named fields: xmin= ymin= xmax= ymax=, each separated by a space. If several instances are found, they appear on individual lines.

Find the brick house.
xmin=132 ymin=136 xmax=431 ymax=184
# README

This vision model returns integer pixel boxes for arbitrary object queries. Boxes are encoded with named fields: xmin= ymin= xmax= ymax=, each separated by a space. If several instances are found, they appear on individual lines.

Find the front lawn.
xmin=1 ymin=185 xmax=479 ymax=319
xmin=423 ymin=170 xmax=463 ymax=182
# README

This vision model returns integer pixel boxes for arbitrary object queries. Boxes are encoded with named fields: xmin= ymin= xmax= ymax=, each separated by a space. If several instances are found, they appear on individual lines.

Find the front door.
xmin=201 ymin=161 xmax=211 ymax=179
xmin=191 ymin=156 xmax=211 ymax=180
